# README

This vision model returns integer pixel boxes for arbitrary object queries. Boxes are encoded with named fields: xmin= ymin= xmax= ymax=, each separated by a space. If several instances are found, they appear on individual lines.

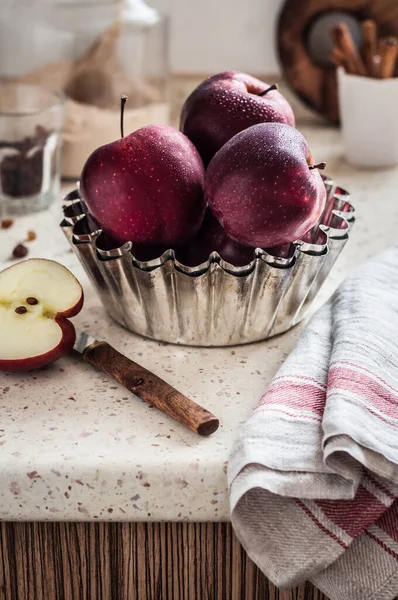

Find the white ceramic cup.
xmin=337 ymin=67 xmax=398 ymax=168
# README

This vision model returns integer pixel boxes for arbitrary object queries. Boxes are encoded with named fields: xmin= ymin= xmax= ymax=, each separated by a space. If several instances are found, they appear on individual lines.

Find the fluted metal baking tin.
xmin=61 ymin=177 xmax=354 ymax=346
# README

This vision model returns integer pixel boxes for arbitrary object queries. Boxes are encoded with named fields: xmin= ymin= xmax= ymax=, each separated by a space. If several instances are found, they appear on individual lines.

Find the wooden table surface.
xmin=0 ymin=522 xmax=330 ymax=600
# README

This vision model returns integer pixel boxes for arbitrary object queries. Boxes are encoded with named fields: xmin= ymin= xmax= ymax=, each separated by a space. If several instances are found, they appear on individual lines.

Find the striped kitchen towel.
xmin=228 ymin=245 xmax=398 ymax=600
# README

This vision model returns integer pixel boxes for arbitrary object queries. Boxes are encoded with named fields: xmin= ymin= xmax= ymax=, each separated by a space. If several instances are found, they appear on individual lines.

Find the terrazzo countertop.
xmin=1 ymin=125 xmax=397 ymax=522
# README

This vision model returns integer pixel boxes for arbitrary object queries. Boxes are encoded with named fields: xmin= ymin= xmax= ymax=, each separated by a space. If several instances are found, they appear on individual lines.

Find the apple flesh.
xmin=180 ymin=71 xmax=295 ymax=165
xmin=205 ymin=122 xmax=327 ymax=248
xmin=81 ymin=125 xmax=206 ymax=246
xmin=176 ymin=210 xmax=256 ymax=267
xmin=0 ymin=259 xmax=83 ymax=372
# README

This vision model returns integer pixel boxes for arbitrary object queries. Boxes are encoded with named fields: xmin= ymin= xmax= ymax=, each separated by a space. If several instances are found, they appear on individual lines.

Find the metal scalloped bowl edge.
xmin=61 ymin=176 xmax=355 ymax=346
xmin=62 ymin=177 xmax=354 ymax=277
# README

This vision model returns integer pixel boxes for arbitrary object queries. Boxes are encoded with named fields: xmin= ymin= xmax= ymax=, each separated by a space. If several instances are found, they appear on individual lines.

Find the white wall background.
xmin=151 ymin=0 xmax=284 ymax=75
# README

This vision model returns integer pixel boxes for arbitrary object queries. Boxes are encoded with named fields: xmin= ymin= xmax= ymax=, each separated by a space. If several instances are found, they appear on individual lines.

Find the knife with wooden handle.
xmin=73 ymin=330 xmax=219 ymax=436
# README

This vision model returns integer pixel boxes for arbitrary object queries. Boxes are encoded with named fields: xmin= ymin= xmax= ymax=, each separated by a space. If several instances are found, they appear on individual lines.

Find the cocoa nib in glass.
xmin=0 ymin=125 xmax=51 ymax=197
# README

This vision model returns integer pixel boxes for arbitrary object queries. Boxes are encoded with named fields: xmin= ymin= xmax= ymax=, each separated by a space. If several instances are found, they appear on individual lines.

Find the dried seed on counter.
xmin=12 ymin=243 xmax=28 ymax=259
xmin=1 ymin=218 xmax=14 ymax=229
xmin=26 ymin=230 xmax=37 ymax=242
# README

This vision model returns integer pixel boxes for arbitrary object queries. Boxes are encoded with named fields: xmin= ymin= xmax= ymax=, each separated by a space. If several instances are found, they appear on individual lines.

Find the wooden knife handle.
xmin=82 ymin=342 xmax=219 ymax=436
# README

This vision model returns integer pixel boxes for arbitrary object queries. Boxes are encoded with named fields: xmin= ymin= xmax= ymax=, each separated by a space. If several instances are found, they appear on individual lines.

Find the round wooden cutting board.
xmin=277 ymin=0 xmax=398 ymax=123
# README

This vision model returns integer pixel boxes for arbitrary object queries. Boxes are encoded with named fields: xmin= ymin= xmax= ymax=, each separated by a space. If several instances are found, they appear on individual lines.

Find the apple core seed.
xmin=26 ymin=297 xmax=38 ymax=305
xmin=15 ymin=306 xmax=27 ymax=314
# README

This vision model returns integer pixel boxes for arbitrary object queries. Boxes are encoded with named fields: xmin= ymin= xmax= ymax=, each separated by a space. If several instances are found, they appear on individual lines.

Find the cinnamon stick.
xmin=361 ymin=20 xmax=378 ymax=77
xmin=330 ymin=23 xmax=367 ymax=75
xmin=329 ymin=47 xmax=351 ymax=72
xmin=379 ymin=37 xmax=398 ymax=79
xmin=82 ymin=341 xmax=220 ymax=436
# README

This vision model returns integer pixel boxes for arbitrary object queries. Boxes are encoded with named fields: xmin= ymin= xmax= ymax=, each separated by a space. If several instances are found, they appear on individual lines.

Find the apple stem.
xmin=309 ymin=162 xmax=327 ymax=171
xmin=120 ymin=95 xmax=128 ymax=138
xmin=258 ymin=84 xmax=278 ymax=96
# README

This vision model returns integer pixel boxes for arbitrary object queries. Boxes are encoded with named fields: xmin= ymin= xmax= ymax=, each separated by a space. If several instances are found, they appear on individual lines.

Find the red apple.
xmin=0 ymin=259 xmax=83 ymax=372
xmin=176 ymin=210 xmax=255 ymax=267
xmin=80 ymin=124 xmax=206 ymax=246
xmin=132 ymin=243 xmax=170 ymax=262
xmin=180 ymin=71 xmax=295 ymax=165
xmin=205 ymin=122 xmax=327 ymax=248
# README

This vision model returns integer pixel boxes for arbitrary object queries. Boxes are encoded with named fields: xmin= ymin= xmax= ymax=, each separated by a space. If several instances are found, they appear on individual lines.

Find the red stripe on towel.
xmin=295 ymin=499 xmax=348 ymax=550
xmin=333 ymin=361 xmax=398 ymax=396
xmin=375 ymin=501 xmax=398 ymax=544
xmin=329 ymin=366 xmax=398 ymax=420
xmin=366 ymin=530 xmax=398 ymax=561
xmin=316 ymin=487 xmax=388 ymax=538
xmin=366 ymin=474 xmax=397 ymax=500
xmin=259 ymin=380 xmax=326 ymax=416
xmin=256 ymin=405 xmax=321 ymax=422
xmin=272 ymin=374 xmax=327 ymax=390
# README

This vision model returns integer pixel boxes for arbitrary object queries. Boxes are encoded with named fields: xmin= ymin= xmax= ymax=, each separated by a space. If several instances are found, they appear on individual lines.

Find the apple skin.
xmin=264 ymin=244 xmax=294 ymax=259
xmin=57 ymin=293 xmax=84 ymax=319
xmin=180 ymin=71 xmax=295 ymax=165
xmin=0 ymin=318 xmax=76 ymax=373
xmin=176 ymin=210 xmax=255 ymax=267
xmin=81 ymin=125 xmax=206 ymax=246
xmin=205 ymin=122 xmax=327 ymax=248
xmin=133 ymin=243 xmax=170 ymax=262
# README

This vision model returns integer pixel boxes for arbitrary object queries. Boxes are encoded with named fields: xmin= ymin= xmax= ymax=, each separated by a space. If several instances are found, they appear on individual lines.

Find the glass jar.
xmin=119 ymin=0 xmax=169 ymax=103
xmin=0 ymin=0 xmax=170 ymax=179
xmin=0 ymin=83 xmax=65 ymax=216
xmin=0 ymin=1 xmax=118 ymax=79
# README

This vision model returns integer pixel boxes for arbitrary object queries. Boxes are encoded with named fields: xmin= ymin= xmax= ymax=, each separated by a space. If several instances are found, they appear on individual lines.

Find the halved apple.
xmin=0 ymin=259 xmax=83 ymax=372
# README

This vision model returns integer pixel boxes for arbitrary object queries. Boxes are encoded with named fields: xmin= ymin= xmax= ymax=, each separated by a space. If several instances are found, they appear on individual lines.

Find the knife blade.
xmin=73 ymin=329 xmax=219 ymax=436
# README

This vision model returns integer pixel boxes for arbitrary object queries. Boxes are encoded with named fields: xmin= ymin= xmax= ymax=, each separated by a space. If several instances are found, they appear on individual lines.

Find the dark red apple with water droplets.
xmin=205 ymin=122 xmax=327 ymax=248
xmin=176 ymin=209 xmax=256 ymax=267
xmin=180 ymin=71 xmax=295 ymax=165
xmin=81 ymin=124 xmax=206 ymax=246
xmin=133 ymin=242 xmax=170 ymax=262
